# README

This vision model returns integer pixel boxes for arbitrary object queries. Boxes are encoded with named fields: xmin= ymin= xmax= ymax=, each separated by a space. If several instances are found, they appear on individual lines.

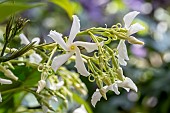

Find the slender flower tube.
xmin=117 ymin=11 xmax=145 ymax=66
xmin=48 ymin=15 xmax=99 ymax=77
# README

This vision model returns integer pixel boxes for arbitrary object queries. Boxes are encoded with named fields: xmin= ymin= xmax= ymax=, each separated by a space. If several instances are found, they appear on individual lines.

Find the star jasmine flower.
xmin=19 ymin=33 xmax=42 ymax=64
xmin=48 ymin=15 xmax=99 ymax=76
xmin=73 ymin=105 xmax=87 ymax=113
xmin=91 ymin=84 xmax=119 ymax=107
xmin=117 ymin=11 xmax=145 ymax=66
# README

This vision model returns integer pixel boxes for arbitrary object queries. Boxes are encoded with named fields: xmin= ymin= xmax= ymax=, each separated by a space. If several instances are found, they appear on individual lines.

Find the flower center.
xmin=69 ymin=44 xmax=76 ymax=51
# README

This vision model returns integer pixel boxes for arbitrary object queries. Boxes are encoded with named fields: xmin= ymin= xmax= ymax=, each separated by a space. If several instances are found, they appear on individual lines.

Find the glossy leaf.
xmin=0 ymin=3 xmax=44 ymax=22
xmin=50 ymin=0 xmax=74 ymax=19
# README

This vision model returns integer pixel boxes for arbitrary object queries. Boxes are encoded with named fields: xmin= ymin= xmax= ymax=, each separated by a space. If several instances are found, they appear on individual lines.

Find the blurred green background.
xmin=1 ymin=0 xmax=170 ymax=113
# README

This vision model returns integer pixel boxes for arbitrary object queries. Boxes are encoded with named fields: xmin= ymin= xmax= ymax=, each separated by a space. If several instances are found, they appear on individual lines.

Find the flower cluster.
xmin=0 ymin=11 xmax=144 ymax=112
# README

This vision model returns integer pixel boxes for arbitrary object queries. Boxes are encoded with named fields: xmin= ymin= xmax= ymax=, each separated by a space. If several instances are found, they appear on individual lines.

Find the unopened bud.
xmin=103 ymin=76 xmax=112 ymax=86
xmin=0 ymin=78 xmax=12 ymax=85
xmin=99 ymin=88 xmax=107 ymax=100
xmin=128 ymin=36 xmax=144 ymax=45
xmin=116 ymin=67 xmax=124 ymax=81
xmin=4 ymin=69 xmax=18 ymax=81
xmin=36 ymin=80 xmax=46 ymax=93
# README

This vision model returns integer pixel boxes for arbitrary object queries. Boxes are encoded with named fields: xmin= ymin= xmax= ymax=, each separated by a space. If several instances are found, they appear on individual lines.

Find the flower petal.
xmin=51 ymin=52 xmax=73 ymax=72
xmin=19 ymin=33 xmax=30 ymax=45
xmin=73 ymin=105 xmax=87 ymax=113
xmin=118 ymin=56 xmax=127 ymax=66
xmin=107 ymin=84 xmax=120 ymax=95
xmin=36 ymin=80 xmax=46 ymax=93
xmin=0 ymin=78 xmax=12 ymax=84
xmin=123 ymin=11 xmax=140 ymax=29
xmin=117 ymin=77 xmax=138 ymax=92
xmin=32 ymin=37 xmax=40 ymax=45
xmin=29 ymin=52 xmax=42 ymax=64
xmin=74 ymin=41 xmax=101 ymax=53
xmin=128 ymin=23 xmax=145 ymax=35
xmin=67 ymin=15 xmax=80 ymax=46
xmin=75 ymin=48 xmax=90 ymax=76
xmin=48 ymin=30 xmax=68 ymax=51
xmin=91 ymin=89 xmax=102 ymax=107
xmin=117 ymin=40 xmax=129 ymax=60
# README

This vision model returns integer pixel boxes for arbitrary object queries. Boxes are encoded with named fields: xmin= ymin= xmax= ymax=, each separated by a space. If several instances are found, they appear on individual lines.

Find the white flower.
xmin=116 ymin=77 xmax=138 ymax=92
xmin=73 ymin=105 xmax=87 ymax=113
xmin=117 ymin=11 xmax=145 ymax=66
xmin=0 ymin=78 xmax=12 ymax=85
xmin=91 ymin=84 xmax=119 ymax=107
xmin=48 ymin=15 xmax=99 ymax=76
xmin=46 ymin=79 xmax=64 ymax=90
xmin=19 ymin=33 xmax=42 ymax=64
xmin=36 ymin=80 xmax=46 ymax=93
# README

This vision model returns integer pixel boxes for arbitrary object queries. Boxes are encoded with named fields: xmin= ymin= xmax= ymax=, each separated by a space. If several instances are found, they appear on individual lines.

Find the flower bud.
xmin=128 ymin=36 xmax=144 ymax=45
xmin=0 ymin=78 xmax=12 ymax=85
xmin=36 ymin=80 xmax=46 ymax=93
xmin=99 ymin=88 xmax=107 ymax=100
xmin=4 ymin=69 xmax=18 ymax=81
xmin=103 ymin=76 xmax=112 ymax=86
xmin=116 ymin=67 xmax=124 ymax=81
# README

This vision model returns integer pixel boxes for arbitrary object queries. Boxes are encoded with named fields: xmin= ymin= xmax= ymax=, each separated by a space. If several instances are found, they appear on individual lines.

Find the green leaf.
xmin=0 ymin=3 xmax=45 ymax=22
xmin=72 ymin=93 xmax=93 ymax=113
xmin=50 ymin=0 xmax=74 ymax=19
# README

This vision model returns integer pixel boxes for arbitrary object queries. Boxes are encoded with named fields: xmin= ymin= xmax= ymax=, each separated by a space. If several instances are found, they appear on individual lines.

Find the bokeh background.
xmin=1 ymin=0 xmax=170 ymax=113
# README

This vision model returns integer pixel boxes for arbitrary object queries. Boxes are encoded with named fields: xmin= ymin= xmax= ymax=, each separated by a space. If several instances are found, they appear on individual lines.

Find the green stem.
xmin=46 ymin=46 xmax=57 ymax=66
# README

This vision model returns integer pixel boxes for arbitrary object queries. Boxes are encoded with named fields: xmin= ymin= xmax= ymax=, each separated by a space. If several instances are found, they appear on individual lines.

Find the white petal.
xmin=48 ymin=30 xmax=68 ymax=51
xmin=74 ymin=41 xmax=99 ymax=53
xmin=75 ymin=48 xmax=90 ymax=76
xmin=0 ymin=92 xmax=2 ymax=102
xmin=91 ymin=89 xmax=102 ymax=107
xmin=117 ymin=77 xmax=138 ymax=92
xmin=117 ymin=40 xmax=129 ymax=60
xmin=32 ymin=37 xmax=40 ymax=45
xmin=67 ymin=15 xmax=80 ymax=46
xmin=36 ymin=80 xmax=46 ymax=93
xmin=29 ymin=52 xmax=42 ymax=64
xmin=51 ymin=52 xmax=73 ymax=72
xmin=55 ymin=81 xmax=64 ymax=90
xmin=0 ymin=78 xmax=12 ymax=84
xmin=123 ymin=11 xmax=140 ymax=29
xmin=73 ymin=105 xmax=87 ymax=113
xmin=107 ymin=84 xmax=120 ymax=95
xmin=128 ymin=23 xmax=145 ymax=35
xmin=19 ymin=33 xmax=30 ymax=45
xmin=118 ymin=56 xmax=127 ymax=66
